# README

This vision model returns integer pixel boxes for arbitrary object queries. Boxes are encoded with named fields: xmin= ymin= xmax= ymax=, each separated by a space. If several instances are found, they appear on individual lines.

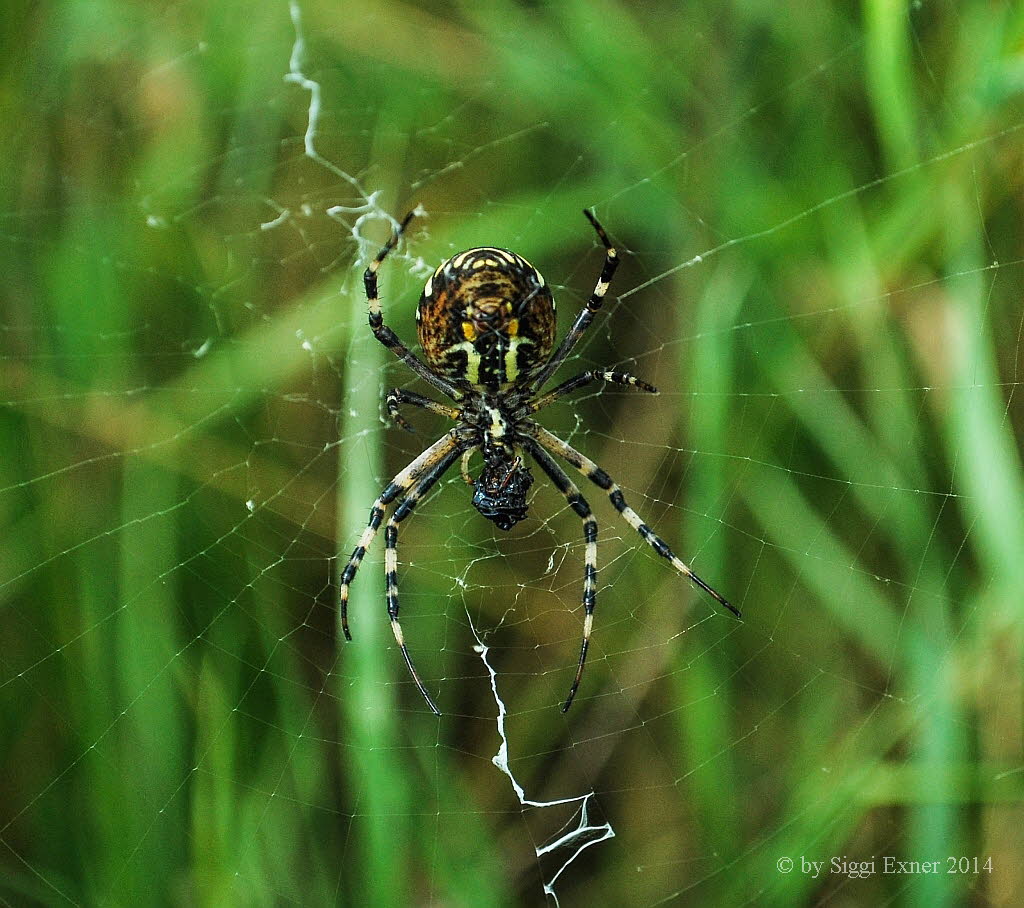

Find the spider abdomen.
xmin=416 ymin=247 xmax=556 ymax=392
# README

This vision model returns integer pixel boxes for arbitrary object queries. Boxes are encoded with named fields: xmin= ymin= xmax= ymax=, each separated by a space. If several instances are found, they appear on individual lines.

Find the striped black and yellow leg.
xmin=529 ymin=425 xmax=741 ymax=619
xmin=382 ymin=444 xmax=464 ymax=715
xmin=529 ymin=369 xmax=658 ymax=414
xmin=364 ymin=211 xmax=463 ymax=402
xmin=530 ymin=210 xmax=620 ymax=392
xmin=339 ymin=433 xmax=460 ymax=640
xmin=385 ymin=388 xmax=461 ymax=432
xmin=523 ymin=439 xmax=599 ymax=712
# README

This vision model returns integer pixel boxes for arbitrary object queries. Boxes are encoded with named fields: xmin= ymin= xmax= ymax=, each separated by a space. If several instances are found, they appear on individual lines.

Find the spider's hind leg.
xmin=529 ymin=210 xmax=620 ymax=393
xmin=363 ymin=211 xmax=462 ymax=402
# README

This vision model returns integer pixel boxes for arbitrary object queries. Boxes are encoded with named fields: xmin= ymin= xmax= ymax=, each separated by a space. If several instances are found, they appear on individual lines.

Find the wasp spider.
xmin=339 ymin=210 xmax=740 ymax=715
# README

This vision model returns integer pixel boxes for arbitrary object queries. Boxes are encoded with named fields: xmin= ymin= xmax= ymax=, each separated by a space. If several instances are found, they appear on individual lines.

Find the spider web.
xmin=2 ymin=0 xmax=1023 ymax=904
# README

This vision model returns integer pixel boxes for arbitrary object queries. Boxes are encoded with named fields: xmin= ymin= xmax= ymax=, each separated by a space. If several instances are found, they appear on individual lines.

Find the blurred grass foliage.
xmin=2 ymin=0 xmax=1023 ymax=904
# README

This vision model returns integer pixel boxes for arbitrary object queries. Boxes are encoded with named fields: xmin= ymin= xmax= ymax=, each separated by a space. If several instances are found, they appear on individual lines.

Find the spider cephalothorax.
xmin=340 ymin=209 xmax=741 ymax=716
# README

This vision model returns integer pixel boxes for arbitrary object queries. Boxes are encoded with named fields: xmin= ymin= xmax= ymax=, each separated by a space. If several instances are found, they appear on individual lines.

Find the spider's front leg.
xmin=339 ymin=433 xmax=461 ymax=640
xmin=382 ymin=443 xmax=464 ymax=715
xmin=523 ymin=438 xmax=599 ymax=712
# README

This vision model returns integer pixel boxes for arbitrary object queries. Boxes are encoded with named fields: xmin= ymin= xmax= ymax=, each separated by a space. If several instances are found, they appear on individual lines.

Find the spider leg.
xmin=386 ymin=388 xmax=461 ymax=433
xmin=383 ymin=444 xmax=464 ymax=715
xmin=530 ymin=210 xmax=619 ymax=393
xmin=365 ymin=211 xmax=463 ymax=402
xmin=522 ymin=438 xmax=598 ymax=712
xmin=339 ymin=433 xmax=460 ymax=640
xmin=530 ymin=369 xmax=658 ymax=414
xmin=529 ymin=425 xmax=741 ymax=619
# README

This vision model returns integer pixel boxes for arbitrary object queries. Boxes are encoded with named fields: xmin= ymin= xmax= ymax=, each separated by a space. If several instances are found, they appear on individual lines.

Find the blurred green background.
xmin=2 ymin=0 xmax=1023 ymax=904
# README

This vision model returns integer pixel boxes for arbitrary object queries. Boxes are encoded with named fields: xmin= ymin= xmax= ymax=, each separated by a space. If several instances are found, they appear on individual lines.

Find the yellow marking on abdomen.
xmin=444 ymin=340 xmax=482 ymax=386
xmin=503 ymin=335 xmax=533 ymax=383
